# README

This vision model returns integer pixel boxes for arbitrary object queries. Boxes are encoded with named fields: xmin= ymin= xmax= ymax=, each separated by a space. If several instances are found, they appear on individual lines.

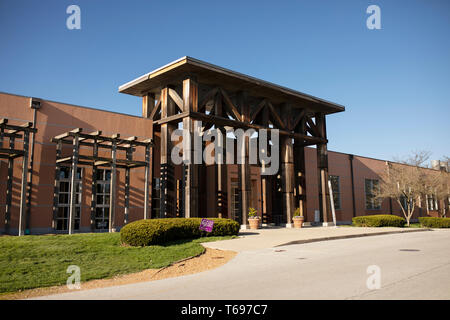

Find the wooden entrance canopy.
xmin=51 ymin=129 xmax=153 ymax=234
xmin=0 ymin=118 xmax=37 ymax=236
xmin=119 ymin=56 xmax=345 ymax=226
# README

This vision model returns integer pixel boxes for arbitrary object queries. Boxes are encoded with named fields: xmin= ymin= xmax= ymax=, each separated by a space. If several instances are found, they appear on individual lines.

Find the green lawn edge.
xmin=0 ymin=233 xmax=235 ymax=294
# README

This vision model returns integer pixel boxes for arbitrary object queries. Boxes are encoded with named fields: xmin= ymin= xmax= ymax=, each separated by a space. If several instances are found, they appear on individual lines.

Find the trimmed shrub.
xmin=352 ymin=214 xmax=406 ymax=227
xmin=419 ymin=217 xmax=450 ymax=228
xmin=120 ymin=218 xmax=240 ymax=247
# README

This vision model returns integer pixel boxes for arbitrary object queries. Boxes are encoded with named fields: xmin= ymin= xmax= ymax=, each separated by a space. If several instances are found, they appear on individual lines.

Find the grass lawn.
xmin=0 ymin=233 xmax=234 ymax=294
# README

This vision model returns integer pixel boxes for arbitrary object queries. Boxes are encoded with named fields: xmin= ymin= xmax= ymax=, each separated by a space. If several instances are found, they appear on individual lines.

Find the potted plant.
xmin=248 ymin=207 xmax=260 ymax=230
xmin=292 ymin=208 xmax=304 ymax=229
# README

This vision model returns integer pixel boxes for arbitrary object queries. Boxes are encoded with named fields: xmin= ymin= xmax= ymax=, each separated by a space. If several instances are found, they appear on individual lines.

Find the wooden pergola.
xmin=0 ymin=118 xmax=37 ymax=236
xmin=51 ymin=129 xmax=153 ymax=234
xmin=119 ymin=57 xmax=345 ymax=227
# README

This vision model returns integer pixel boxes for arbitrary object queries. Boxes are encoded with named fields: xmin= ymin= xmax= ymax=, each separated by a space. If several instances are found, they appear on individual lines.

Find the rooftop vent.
xmin=431 ymin=160 xmax=449 ymax=172
xmin=30 ymin=98 xmax=41 ymax=109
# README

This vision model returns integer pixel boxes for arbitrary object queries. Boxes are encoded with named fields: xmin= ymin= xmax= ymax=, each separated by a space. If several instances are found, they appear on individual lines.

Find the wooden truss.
xmin=122 ymin=57 xmax=345 ymax=226
xmin=142 ymin=80 xmax=330 ymax=225
xmin=0 ymin=118 xmax=37 ymax=236
xmin=51 ymin=128 xmax=153 ymax=234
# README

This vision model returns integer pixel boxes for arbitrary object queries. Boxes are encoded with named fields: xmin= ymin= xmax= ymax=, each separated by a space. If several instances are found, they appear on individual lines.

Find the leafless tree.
xmin=376 ymin=151 xmax=432 ymax=226
xmin=393 ymin=150 xmax=431 ymax=168
xmin=377 ymin=152 xmax=450 ymax=224
xmin=427 ymin=157 xmax=450 ymax=217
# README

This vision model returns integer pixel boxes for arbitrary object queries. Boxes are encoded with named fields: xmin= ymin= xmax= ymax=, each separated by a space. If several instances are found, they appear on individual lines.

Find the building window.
xmin=365 ymin=179 xmax=380 ymax=210
xmin=426 ymin=194 xmax=438 ymax=211
xmin=230 ymin=179 xmax=240 ymax=224
xmin=95 ymin=169 xmax=111 ymax=230
xmin=329 ymin=175 xmax=341 ymax=210
xmin=400 ymin=195 xmax=413 ymax=211
xmin=56 ymin=167 xmax=82 ymax=231
xmin=152 ymin=177 xmax=161 ymax=218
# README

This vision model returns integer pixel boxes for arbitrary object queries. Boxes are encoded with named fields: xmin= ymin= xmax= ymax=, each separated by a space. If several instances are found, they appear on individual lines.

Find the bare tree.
xmin=427 ymin=157 xmax=450 ymax=217
xmin=393 ymin=150 xmax=431 ymax=168
xmin=376 ymin=151 xmax=431 ymax=226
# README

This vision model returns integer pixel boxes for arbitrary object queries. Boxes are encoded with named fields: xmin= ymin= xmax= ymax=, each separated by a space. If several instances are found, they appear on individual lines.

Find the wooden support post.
xmin=144 ymin=144 xmax=150 ymax=219
xmin=124 ymin=149 xmax=131 ymax=224
xmin=68 ymin=135 xmax=79 ymax=235
xmin=260 ymin=106 xmax=271 ymax=225
xmin=294 ymin=113 xmax=307 ymax=221
xmin=90 ymin=139 xmax=98 ymax=231
xmin=25 ymin=115 xmax=37 ymax=234
xmin=239 ymin=141 xmax=251 ymax=227
xmin=294 ymin=143 xmax=307 ymax=219
xmin=182 ymin=117 xmax=199 ymax=218
xmin=108 ymin=140 xmax=117 ymax=232
xmin=160 ymin=87 xmax=176 ymax=218
xmin=281 ymin=135 xmax=295 ymax=227
xmin=18 ymin=131 xmax=30 ymax=236
xmin=315 ymin=112 xmax=330 ymax=224
xmin=147 ymin=127 xmax=154 ymax=219
xmin=237 ymin=92 xmax=251 ymax=227
xmin=216 ymin=127 xmax=227 ymax=218
xmin=52 ymin=140 xmax=62 ymax=230
xmin=5 ymin=137 xmax=15 ymax=234
xmin=142 ymin=93 xmax=155 ymax=118
xmin=183 ymin=77 xmax=199 ymax=218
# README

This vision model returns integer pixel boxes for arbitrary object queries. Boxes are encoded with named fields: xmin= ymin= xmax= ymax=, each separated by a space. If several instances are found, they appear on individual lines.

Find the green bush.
xmin=120 ymin=218 xmax=240 ymax=247
xmin=419 ymin=217 xmax=450 ymax=228
xmin=352 ymin=214 xmax=406 ymax=227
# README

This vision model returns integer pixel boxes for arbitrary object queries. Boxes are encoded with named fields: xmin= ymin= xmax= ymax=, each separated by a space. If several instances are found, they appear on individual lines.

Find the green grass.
xmin=405 ymin=223 xmax=422 ymax=228
xmin=0 ymin=233 xmax=234 ymax=294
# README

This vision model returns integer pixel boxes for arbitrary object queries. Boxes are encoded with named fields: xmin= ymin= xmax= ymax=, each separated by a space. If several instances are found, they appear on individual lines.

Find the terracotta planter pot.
xmin=248 ymin=218 xmax=260 ymax=230
xmin=293 ymin=216 xmax=304 ymax=229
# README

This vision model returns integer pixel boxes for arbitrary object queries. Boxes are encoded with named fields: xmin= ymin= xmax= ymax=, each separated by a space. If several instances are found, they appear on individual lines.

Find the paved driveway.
xmin=33 ymin=229 xmax=450 ymax=300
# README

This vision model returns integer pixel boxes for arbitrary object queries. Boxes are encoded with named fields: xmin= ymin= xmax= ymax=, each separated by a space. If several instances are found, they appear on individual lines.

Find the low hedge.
xmin=120 ymin=218 xmax=240 ymax=247
xmin=352 ymin=214 xmax=406 ymax=227
xmin=419 ymin=217 xmax=450 ymax=228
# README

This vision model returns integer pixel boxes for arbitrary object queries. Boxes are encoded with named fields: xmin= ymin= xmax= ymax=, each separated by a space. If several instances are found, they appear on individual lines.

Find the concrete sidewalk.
xmin=202 ymin=226 xmax=431 ymax=252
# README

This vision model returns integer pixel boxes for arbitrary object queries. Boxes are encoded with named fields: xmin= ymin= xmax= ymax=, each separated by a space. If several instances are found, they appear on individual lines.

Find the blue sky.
xmin=1 ymin=0 xmax=449 ymax=162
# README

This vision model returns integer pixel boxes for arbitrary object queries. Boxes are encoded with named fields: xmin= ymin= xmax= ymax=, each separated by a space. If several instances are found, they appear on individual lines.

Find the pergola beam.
xmin=51 ymin=128 xmax=153 ymax=234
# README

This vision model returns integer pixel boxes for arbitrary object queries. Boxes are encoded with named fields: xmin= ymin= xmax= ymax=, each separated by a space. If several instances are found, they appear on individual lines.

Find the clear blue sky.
xmin=1 ymin=0 xmax=449 ymax=162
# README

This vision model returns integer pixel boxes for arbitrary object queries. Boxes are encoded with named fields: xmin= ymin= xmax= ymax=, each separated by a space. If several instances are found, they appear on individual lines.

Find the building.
xmin=0 ymin=57 xmax=448 ymax=235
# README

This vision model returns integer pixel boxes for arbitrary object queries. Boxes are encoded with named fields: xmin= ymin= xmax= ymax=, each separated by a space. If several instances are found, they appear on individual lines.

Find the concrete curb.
xmin=275 ymin=228 xmax=433 ymax=247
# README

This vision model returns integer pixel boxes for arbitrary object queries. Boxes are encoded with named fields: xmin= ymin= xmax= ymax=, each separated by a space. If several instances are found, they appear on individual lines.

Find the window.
xmin=95 ymin=169 xmax=111 ymax=230
xmin=152 ymin=177 xmax=161 ymax=218
xmin=329 ymin=175 xmax=341 ymax=210
xmin=365 ymin=179 xmax=380 ymax=210
xmin=56 ymin=167 xmax=82 ymax=231
xmin=400 ymin=195 xmax=412 ymax=211
xmin=230 ymin=179 xmax=240 ymax=224
xmin=426 ymin=194 xmax=438 ymax=211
